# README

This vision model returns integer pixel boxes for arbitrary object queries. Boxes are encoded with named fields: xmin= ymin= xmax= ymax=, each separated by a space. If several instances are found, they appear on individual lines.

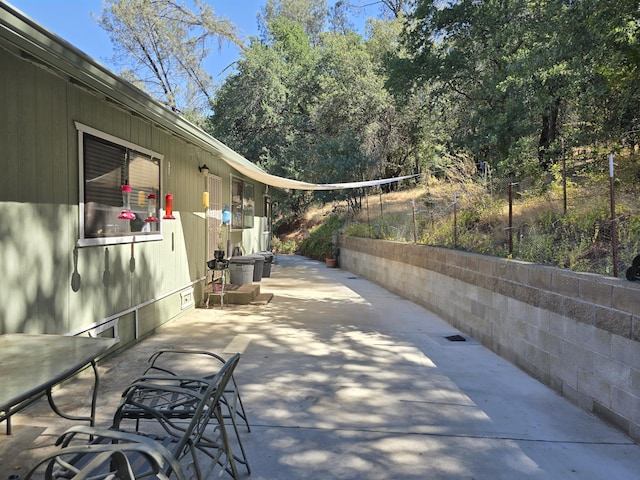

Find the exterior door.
xmin=207 ymin=175 xmax=222 ymax=282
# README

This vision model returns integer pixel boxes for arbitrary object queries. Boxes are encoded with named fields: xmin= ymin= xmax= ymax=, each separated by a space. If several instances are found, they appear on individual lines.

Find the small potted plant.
xmin=325 ymin=243 xmax=338 ymax=268
xmin=214 ymin=227 xmax=225 ymax=260
xmin=214 ymin=246 xmax=225 ymax=261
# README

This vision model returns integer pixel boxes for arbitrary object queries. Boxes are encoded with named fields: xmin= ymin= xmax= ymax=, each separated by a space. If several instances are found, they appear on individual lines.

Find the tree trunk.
xmin=538 ymin=97 xmax=561 ymax=170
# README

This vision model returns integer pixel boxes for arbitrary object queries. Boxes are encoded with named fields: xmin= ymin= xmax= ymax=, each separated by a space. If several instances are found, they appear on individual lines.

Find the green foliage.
xmin=203 ymin=0 xmax=640 ymax=277
xmin=104 ymin=0 xmax=640 ymax=196
xmin=347 ymin=222 xmax=382 ymax=239
xmin=259 ymin=0 xmax=329 ymax=45
xmin=270 ymin=236 xmax=299 ymax=254
xmin=627 ymin=215 xmax=640 ymax=239
xmin=298 ymin=215 xmax=342 ymax=260
xmin=456 ymin=209 xmax=481 ymax=230
xmin=281 ymin=239 xmax=299 ymax=254
xmin=207 ymin=4 xmax=437 ymax=223
xmin=395 ymin=0 xmax=640 ymax=175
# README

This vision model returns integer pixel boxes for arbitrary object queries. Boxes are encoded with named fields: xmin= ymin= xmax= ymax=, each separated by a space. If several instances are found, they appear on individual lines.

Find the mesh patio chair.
xmin=26 ymin=353 xmax=241 ymax=480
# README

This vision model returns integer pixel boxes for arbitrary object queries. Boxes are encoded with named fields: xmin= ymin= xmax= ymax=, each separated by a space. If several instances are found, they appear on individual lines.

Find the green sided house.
xmin=0 ymin=3 xmax=277 ymax=345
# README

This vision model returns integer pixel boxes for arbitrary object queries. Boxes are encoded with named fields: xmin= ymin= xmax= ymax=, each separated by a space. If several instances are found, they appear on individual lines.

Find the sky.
xmin=7 ymin=0 xmax=266 ymax=83
xmin=7 ymin=0 xmax=375 ymax=87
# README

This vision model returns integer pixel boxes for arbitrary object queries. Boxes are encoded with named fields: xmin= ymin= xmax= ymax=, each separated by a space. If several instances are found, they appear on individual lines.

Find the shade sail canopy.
xmin=226 ymin=160 xmax=420 ymax=191
xmin=211 ymin=137 xmax=420 ymax=190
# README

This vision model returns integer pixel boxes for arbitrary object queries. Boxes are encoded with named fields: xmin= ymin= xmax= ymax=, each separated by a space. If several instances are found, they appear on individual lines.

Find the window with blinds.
xmin=77 ymin=123 xmax=162 ymax=246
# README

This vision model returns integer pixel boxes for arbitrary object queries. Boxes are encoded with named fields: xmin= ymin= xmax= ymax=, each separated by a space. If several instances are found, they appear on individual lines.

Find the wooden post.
xmin=366 ymin=193 xmax=370 ymax=232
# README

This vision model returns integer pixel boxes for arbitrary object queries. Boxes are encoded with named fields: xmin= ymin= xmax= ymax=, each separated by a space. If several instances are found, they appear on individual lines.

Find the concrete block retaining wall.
xmin=339 ymin=235 xmax=640 ymax=442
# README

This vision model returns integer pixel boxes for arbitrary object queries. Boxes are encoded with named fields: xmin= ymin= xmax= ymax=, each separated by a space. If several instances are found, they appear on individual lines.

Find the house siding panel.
xmin=0 ymin=35 xmax=264 ymax=341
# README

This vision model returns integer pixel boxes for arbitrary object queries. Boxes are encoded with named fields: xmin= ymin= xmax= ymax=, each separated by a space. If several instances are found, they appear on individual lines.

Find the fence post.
xmin=453 ymin=192 xmax=458 ymax=249
xmin=366 ymin=193 xmax=370 ymax=232
xmin=609 ymin=153 xmax=618 ymax=277
xmin=562 ymin=138 xmax=567 ymax=215
xmin=508 ymin=183 xmax=514 ymax=256
xmin=412 ymin=199 xmax=417 ymax=244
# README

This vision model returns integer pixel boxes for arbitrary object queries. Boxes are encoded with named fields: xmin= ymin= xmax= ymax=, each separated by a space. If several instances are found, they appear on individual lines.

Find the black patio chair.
xmin=25 ymin=353 xmax=241 ymax=480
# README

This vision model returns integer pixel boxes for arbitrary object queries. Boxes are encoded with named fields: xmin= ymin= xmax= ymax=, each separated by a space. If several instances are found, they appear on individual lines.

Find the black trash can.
xmin=247 ymin=254 xmax=264 ymax=282
xmin=259 ymin=251 xmax=274 ymax=277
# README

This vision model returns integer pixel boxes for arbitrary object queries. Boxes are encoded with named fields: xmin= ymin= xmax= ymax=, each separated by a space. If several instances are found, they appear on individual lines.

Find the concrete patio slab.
xmin=1 ymin=254 xmax=639 ymax=479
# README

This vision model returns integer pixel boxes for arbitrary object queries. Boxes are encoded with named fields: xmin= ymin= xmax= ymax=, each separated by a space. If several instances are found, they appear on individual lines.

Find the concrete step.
xmin=252 ymin=293 xmax=274 ymax=305
xmin=203 ymin=282 xmax=267 ymax=306
xmin=226 ymin=283 xmax=260 ymax=305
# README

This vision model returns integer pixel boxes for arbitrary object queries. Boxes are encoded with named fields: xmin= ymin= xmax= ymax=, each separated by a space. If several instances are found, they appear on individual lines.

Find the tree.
xmin=208 ymin=18 xmax=319 ymax=220
xmin=341 ymin=0 xmax=411 ymax=20
xmin=208 ymin=3 xmax=428 ymax=219
xmin=576 ymin=0 xmax=640 ymax=144
xmin=393 ymin=0 xmax=640 ymax=176
xmin=258 ymin=0 xmax=329 ymax=46
xmin=312 ymin=28 xmax=420 ymax=188
xmin=328 ymin=0 xmax=355 ymax=34
xmin=96 ymin=0 xmax=243 ymax=120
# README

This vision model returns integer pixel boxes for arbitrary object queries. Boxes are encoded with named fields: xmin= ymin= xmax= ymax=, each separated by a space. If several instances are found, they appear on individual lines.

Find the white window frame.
xmin=230 ymin=175 xmax=255 ymax=230
xmin=76 ymin=122 xmax=164 ymax=247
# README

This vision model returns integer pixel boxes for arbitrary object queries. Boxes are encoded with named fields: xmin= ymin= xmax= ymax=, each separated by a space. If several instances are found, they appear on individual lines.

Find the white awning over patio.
xmin=211 ymin=138 xmax=420 ymax=191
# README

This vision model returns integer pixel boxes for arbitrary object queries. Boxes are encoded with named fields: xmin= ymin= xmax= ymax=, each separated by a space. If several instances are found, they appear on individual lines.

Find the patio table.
xmin=0 ymin=334 xmax=116 ymax=435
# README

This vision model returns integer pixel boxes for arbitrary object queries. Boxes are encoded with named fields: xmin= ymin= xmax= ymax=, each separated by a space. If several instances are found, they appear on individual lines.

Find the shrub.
xmin=270 ymin=237 xmax=299 ymax=254
xmin=299 ymin=214 xmax=342 ymax=260
xmin=279 ymin=240 xmax=299 ymax=254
